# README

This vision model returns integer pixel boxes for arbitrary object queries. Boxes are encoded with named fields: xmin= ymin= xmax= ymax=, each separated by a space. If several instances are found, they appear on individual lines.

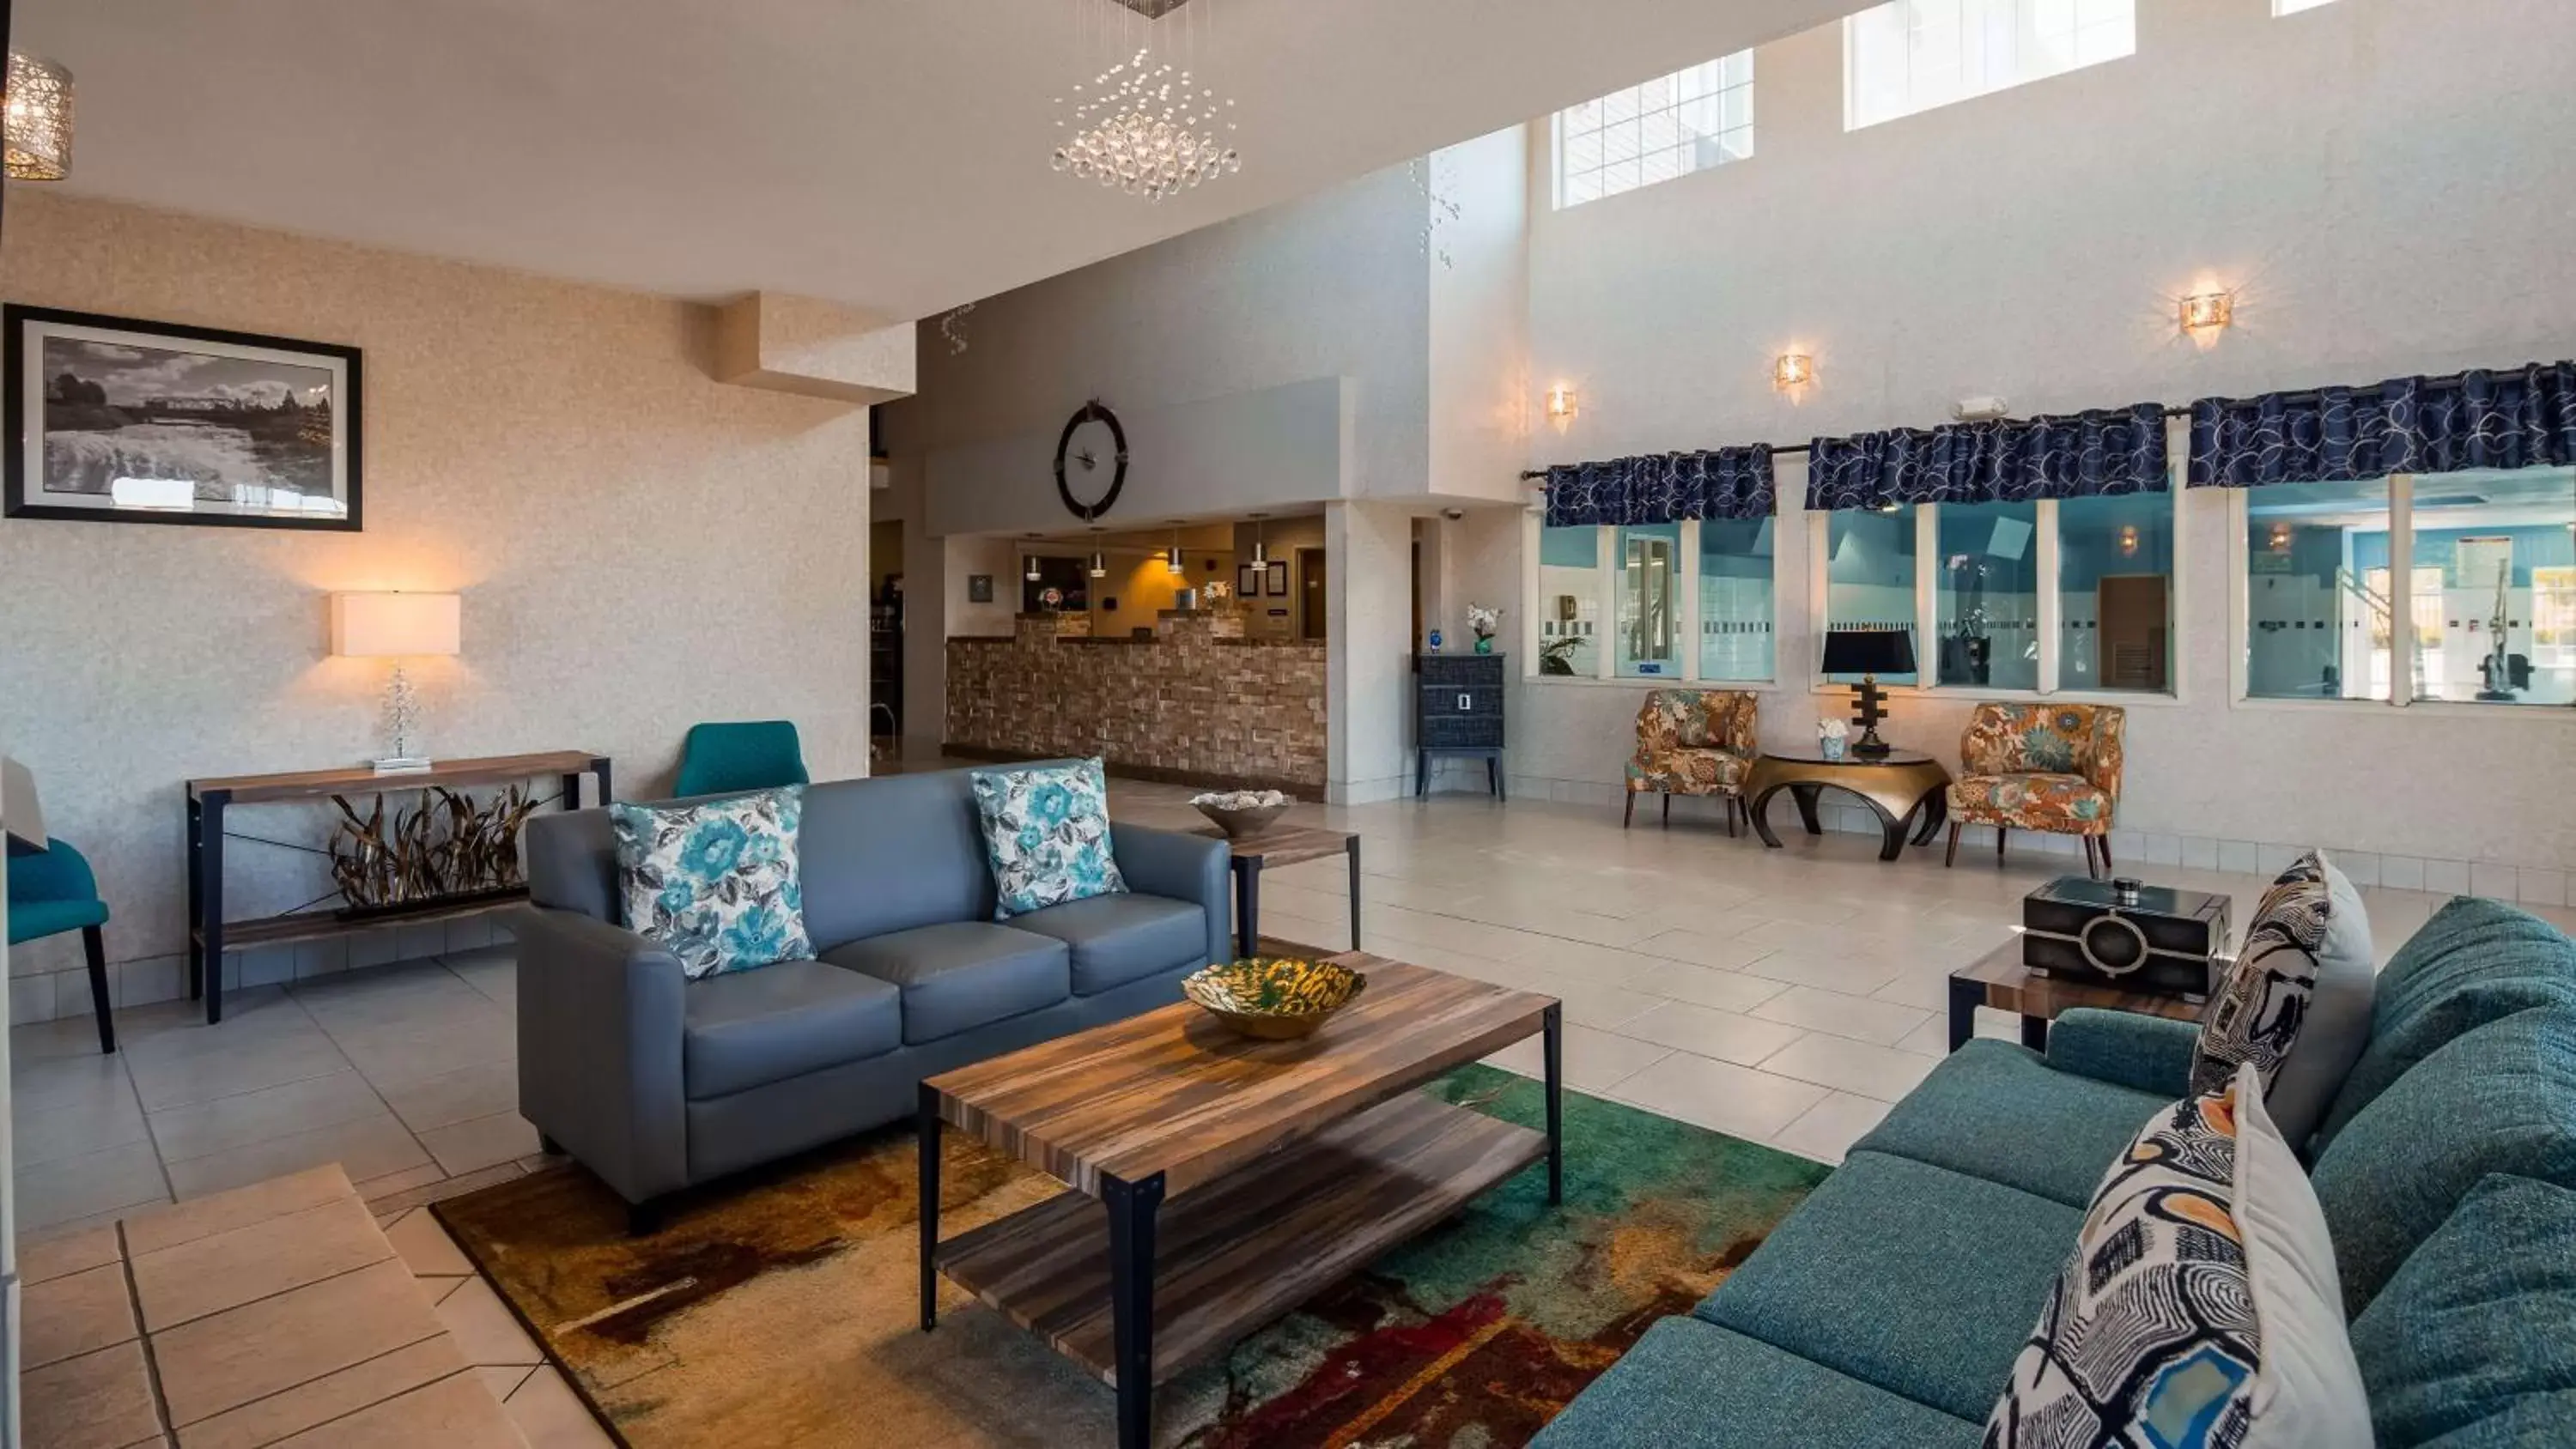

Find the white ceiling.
xmin=18 ymin=0 xmax=1857 ymax=321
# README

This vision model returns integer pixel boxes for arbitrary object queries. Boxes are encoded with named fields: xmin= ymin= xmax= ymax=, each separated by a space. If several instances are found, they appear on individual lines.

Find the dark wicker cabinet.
xmin=1415 ymin=653 xmax=1505 ymax=799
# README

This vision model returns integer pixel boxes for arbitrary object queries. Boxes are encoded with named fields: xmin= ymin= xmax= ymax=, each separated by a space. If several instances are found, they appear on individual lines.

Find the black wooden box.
xmin=2021 ymin=876 xmax=2230 ymax=1000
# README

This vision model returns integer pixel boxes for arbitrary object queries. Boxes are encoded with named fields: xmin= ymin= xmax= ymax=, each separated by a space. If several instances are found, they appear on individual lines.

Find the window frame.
xmin=1842 ymin=0 xmax=2139 ymax=134
xmin=2227 ymin=471 xmax=2576 ymax=716
xmin=1521 ymin=514 xmax=1783 ymax=688
xmin=1550 ymin=51 xmax=1755 ymax=211
xmin=1805 ymin=486 xmax=2190 ymax=707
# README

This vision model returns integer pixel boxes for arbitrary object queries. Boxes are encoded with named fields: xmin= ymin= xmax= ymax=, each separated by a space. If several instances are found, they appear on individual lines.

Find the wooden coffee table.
xmin=918 ymin=955 xmax=1561 ymax=1449
xmin=1948 ymin=935 xmax=2209 ymax=1052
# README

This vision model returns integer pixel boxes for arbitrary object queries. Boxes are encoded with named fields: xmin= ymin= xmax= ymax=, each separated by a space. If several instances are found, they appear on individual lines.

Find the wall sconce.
xmin=1546 ymin=384 xmax=1579 ymax=432
xmin=2268 ymin=523 xmax=2293 ymax=555
xmin=2117 ymin=524 xmax=2140 ymax=557
xmin=1774 ymin=354 xmax=1814 ymax=390
xmin=2181 ymin=290 xmax=2234 ymax=336
xmin=4 ymin=51 xmax=75 ymax=182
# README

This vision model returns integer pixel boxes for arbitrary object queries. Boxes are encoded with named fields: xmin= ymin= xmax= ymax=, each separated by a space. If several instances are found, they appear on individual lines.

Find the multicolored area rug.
xmin=436 ymin=1066 xmax=1827 ymax=1447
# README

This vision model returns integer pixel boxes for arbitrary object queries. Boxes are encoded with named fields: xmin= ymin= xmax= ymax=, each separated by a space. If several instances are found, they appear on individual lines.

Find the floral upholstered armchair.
xmin=1944 ymin=702 xmax=2127 ymax=877
xmin=1625 ymin=690 xmax=1759 ymax=834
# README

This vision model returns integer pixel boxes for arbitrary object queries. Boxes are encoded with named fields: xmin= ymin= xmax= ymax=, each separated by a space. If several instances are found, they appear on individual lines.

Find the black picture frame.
xmin=3 ymin=304 xmax=364 ymax=530
xmin=1267 ymin=561 xmax=1289 ymax=596
xmin=967 ymin=574 xmax=994 ymax=603
xmin=1236 ymin=562 xmax=1261 ymax=597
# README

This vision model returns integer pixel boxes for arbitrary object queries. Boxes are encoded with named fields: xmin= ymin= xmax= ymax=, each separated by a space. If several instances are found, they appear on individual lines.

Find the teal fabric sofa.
xmin=1535 ymin=896 xmax=2576 ymax=1448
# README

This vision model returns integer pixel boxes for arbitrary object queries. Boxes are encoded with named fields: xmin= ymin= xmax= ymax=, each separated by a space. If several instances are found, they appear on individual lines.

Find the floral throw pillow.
xmin=610 ymin=786 xmax=811 ymax=979
xmin=969 ymin=760 xmax=1127 ymax=920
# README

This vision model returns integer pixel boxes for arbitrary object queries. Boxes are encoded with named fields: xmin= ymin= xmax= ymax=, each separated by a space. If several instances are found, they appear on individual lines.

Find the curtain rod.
xmin=1517 ymin=375 xmax=2518 ymax=482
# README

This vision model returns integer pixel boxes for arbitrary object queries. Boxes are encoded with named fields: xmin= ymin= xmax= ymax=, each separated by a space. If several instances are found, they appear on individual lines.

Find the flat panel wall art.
xmin=3 ymin=305 xmax=363 ymax=530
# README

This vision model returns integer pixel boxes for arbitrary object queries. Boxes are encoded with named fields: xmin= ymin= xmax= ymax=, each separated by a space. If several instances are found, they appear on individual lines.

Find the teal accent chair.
xmin=1536 ymin=894 xmax=2576 ymax=1448
xmin=7 ymin=839 xmax=115 ymax=1053
xmin=672 ymin=721 xmax=809 ymax=799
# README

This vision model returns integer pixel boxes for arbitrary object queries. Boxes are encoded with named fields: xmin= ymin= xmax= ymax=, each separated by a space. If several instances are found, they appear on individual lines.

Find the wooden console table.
xmin=185 ymin=750 xmax=611 ymax=1023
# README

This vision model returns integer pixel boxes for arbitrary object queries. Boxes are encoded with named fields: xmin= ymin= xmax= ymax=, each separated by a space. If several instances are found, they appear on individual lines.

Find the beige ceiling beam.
xmin=712 ymin=292 xmax=915 ymax=404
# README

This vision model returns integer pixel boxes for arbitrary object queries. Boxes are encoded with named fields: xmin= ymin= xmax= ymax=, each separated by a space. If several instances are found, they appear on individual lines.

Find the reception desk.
xmin=945 ymin=611 xmax=1326 ymax=791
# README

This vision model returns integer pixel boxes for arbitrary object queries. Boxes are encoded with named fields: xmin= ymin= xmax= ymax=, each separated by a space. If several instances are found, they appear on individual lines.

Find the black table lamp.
xmin=1820 ymin=627 xmax=1917 ymax=759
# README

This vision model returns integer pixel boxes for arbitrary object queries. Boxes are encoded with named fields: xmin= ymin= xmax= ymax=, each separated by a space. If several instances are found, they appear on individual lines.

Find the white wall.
xmin=0 ymin=193 xmax=877 ymax=1018
xmin=887 ymin=134 xmax=1540 ymax=785
xmin=1428 ymin=128 xmax=1535 ymax=506
xmin=1497 ymin=0 xmax=2576 ymax=883
xmin=897 ymin=160 xmax=1430 ymax=525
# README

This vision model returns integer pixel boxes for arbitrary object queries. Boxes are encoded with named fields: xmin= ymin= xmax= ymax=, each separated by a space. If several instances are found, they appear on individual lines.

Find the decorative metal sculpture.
xmin=329 ymin=785 xmax=537 ymax=911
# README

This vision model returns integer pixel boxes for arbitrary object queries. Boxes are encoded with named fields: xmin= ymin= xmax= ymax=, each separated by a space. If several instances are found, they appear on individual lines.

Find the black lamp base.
xmin=1848 ymin=676 xmax=1893 ymax=758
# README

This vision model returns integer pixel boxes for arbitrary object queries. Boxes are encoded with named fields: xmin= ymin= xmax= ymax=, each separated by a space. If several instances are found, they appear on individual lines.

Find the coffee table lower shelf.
xmin=934 ymin=1088 xmax=1546 ymax=1389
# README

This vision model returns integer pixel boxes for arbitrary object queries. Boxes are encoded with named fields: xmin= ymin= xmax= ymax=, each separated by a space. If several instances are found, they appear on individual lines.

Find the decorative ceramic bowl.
xmin=1190 ymin=789 xmax=1291 ymax=840
xmin=1182 ymin=956 xmax=1367 ymax=1040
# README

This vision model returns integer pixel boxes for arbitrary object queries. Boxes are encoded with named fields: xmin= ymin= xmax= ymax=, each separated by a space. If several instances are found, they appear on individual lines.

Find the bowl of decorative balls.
xmin=1182 ymin=956 xmax=1368 ymax=1040
xmin=1189 ymin=788 xmax=1291 ymax=840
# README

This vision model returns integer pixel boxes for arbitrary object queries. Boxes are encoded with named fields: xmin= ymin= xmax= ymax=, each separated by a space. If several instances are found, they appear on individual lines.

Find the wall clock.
xmin=1054 ymin=399 xmax=1128 ymax=522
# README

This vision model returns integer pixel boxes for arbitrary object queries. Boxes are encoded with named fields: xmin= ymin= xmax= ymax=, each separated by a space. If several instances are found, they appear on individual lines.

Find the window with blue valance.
xmin=2187 ymin=361 xmax=2576 ymax=486
xmin=1542 ymin=446 xmax=1775 ymax=527
xmin=1805 ymin=403 xmax=2168 ymax=512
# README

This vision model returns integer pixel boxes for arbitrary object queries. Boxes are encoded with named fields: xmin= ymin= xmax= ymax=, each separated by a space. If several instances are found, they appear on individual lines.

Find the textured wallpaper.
xmin=0 ymin=193 xmax=873 ymax=973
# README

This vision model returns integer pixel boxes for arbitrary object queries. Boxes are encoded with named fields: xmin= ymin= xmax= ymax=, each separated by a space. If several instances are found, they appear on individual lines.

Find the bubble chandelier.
xmin=1051 ymin=46 xmax=1240 ymax=201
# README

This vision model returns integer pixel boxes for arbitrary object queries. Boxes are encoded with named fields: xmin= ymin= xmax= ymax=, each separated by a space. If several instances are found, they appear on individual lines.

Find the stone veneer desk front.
xmin=945 ymin=610 xmax=1326 ymax=792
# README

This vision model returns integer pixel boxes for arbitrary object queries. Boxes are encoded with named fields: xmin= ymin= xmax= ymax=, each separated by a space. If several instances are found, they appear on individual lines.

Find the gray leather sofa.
xmin=515 ymin=763 xmax=1229 ymax=1220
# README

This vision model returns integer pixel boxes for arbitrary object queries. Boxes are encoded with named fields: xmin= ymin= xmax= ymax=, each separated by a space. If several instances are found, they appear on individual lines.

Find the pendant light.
xmin=1166 ymin=524 xmax=1186 ymax=576
xmin=1023 ymin=533 xmax=1042 ymax=583
xmin=1249 ymin=513 xmax=1268 ymax=567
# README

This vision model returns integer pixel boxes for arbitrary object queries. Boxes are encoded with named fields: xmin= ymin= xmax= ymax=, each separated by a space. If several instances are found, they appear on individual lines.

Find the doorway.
xmin=1297 ymin=547 xmax=1327 ymax=641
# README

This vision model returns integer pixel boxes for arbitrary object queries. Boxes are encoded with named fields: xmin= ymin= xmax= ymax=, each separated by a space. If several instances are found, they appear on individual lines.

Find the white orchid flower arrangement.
xmin=1466 ymin=603 xmax=1501 ymax=641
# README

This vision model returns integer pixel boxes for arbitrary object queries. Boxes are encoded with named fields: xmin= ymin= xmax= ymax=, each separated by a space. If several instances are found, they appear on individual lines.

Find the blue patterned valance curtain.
xmin=1805 ymin=404 xmax=2167 ymax=512
xmin=1542 ymin=446 xmax=1775 ymax=527
xmin=2187 ymin=362 xmax=2576 ymax=487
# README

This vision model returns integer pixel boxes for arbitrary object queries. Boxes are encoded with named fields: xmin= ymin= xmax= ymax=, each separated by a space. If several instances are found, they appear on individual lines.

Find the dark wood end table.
xmin=1947 ymin=935 xmax=2209 ymax=1052
xmin=1189 ymin=824 xmax=1361 ymax=959
xmin=1744 ymin=748 xmax=1952 ymax=862
xmin=184 ymin=750 xmax=611 ymax=1024
xmin=919 ymin=955 xmax=1560 ymax=1449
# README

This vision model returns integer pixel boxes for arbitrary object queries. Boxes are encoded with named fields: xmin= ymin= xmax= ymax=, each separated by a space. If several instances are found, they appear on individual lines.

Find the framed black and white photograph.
xmin=1236 ymin=562 xmax=1261 ymax=597
xmin=1267 ymin=561 xmax=1289 ymax=596
xmin=967 ymin=573 xmax=994 ymax=603
xmin=4 ymin=305 xmax=362 ymax=530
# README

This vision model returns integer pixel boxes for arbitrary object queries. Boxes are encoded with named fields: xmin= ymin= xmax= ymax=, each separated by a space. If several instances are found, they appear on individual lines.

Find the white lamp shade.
xmin=331 ymin=592 xmax=461 ymax=658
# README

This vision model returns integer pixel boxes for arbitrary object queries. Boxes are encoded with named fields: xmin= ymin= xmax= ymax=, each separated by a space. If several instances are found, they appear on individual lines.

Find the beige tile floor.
xmin=17 ymin=779 xmax=2570 ymax=1247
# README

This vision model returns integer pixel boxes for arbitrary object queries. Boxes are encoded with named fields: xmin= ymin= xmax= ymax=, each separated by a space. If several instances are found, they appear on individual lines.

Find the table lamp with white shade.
xmin=331 ymin=591 xmax=460 ymax=773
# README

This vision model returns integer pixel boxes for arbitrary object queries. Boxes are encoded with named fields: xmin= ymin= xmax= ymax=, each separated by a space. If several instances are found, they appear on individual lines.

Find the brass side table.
xmin=1743 ymin=749 xmax=1951 ymax=863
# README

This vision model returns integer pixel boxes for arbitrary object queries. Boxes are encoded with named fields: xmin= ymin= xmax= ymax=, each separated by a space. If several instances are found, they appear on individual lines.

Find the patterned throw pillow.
xmin=2191 ymin=851 xmax=2376 ymax=1148
xmin=969 ymin=759 xmax=1127 ymax=920
xmin=610 ymin=786 xmax=811 ymax=979
xmin=1984 ymin=1064 xmax=2372 ymax=1449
